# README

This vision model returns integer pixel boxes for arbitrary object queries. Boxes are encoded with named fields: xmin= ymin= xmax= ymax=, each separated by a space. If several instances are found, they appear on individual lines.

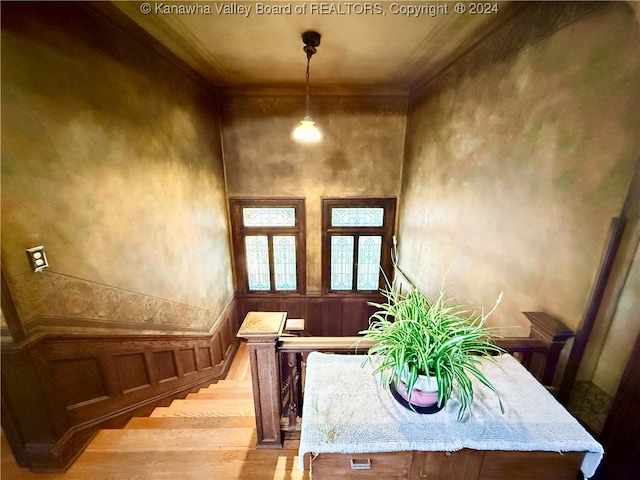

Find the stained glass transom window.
xmin=245 ymin=236 xmax=270 ymax=290
xmin=331 ymin=208 xmax=384 ymax=227
xmin=273 ymin=236 xmax=297 ymax=290
xmin=357 ymin=236 xmax=382 ymax=290
xmin=330 ymin=236 xmax=355 ymax=290
xmin=243 ymin=208 xmax=296 ymax=227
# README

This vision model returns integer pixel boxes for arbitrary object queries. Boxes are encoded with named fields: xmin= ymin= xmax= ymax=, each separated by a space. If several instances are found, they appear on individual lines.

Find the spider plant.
xmin=360 ymin=254 xmax=504 ymax=420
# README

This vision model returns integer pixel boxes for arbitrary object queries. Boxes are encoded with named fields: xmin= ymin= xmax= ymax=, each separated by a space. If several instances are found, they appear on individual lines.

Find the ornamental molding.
xmin=8 ymin=271 xmax=222 ymax=334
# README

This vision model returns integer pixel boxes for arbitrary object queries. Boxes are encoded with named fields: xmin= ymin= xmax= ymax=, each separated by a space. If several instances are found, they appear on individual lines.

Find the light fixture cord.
xmin=305 ymin=56 xmax=311 ymax=116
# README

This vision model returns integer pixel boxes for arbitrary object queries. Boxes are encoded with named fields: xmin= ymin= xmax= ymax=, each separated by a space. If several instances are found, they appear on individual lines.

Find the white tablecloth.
xmin=299 ymin=352 xmax=603 ymax=478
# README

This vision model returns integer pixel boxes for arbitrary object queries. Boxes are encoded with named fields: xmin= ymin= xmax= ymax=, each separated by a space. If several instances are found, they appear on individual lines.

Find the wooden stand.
xmin=311 ymin=450 xmax=584 ymax=480
xmin=301 ymin=352 xmax=601 ymax=480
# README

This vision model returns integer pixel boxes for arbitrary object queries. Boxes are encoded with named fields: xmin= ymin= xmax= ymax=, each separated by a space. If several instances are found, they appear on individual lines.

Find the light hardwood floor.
xmin=1 ymin=342 xmax=310 ymax=480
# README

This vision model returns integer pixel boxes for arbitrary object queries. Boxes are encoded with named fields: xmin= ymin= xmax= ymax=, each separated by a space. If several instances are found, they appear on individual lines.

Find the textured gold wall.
xmin=221 ymin=94 xmax=407 ymax=293
xmin=1 ymin=4 xmax=234 ymax=335
xmin=398 ymin=2 xmax=639 ymax=337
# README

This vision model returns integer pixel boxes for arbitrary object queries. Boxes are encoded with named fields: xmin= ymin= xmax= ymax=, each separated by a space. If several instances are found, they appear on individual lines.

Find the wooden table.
xmin=299 ymin=353 xmax=603 ymax=480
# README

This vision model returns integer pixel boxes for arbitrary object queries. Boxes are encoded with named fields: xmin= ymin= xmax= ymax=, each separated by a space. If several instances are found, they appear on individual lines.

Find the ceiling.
xmin=112 ymin=1 xmax=517 ymax=94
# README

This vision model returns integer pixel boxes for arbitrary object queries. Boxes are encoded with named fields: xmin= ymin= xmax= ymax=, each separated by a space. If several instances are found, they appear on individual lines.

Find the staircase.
xmin=1 ymin=343 xmax=309 ymax=480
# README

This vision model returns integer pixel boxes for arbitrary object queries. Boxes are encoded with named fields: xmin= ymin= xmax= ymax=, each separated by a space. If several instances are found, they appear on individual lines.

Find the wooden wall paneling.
xmin=3 ymin=343 xmax=86 ymax=472
xmin=325 ymin=298 xmax=344 ymax=336
xmin=197 ymin=346 xmax=213 ymax=370
xmin=28 ymin=342 xmax=78 ymax=436
xmin=237 ymin=295 xmax=383 ymax=337
xmin=211 ymin=332 xmax=224 ymax=368
xmin=219 ymin=323 xmax=230 ymax=357
xmin=0 ymin=298 xmax=242 ymax=473
xmin=233 ymin=303 xmax=244 ymax=331
xmin=322 ymin=300 xmax=335 ymax=337
xmin=305 ymin=298 xmax=326 ymax=336
xmin=342 ymin=296 xmax=380 ymax=335
xmin=142 ymin=347 xmax=157 ymax=385
xmin=237 ymin=296 xmax=309 ymax=329
xmin=171 ymin=348 xmax=182 ymax=379
xmin=50 ymin=356 xmax=110 ymax=410
xmin=152 ymin=349 xmax=178 ymax=383
xmin=222 ymin=315 xmax=235 ymax=354
xmin=1 ymin=393 xmax=30 ymax=468
xmin=113 ymin=352 xmax=151 ymax=394
xmin=180 ymin=347 xmax=198 ymax=375
xmin=238 ymin=298 xmax=255 ymax=318
xmin=320 ymin=298 xmax=338 ymax=335
xmin=255 ymin=299 xmax=280 ymax=312
xmin=0 ymin=348 xmax=58 ymax=450
xmin=344 ymin=298 xmax=363 ymax=334
xmin=281 ymin=298 xmax=307 ymax=320
xmin=98 ymin=351 xmax=122 ymax=399
xmin=36 ymin=344 xmax=111 ymax=427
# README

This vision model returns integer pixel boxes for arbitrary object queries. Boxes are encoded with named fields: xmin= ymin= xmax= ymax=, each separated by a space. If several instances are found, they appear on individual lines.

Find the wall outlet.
xmin=26 ymin=245 xmax=49 ymax=272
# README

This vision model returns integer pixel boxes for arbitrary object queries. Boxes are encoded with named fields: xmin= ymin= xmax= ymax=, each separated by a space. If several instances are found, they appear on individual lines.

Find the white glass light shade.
xmin=292 ymin=115 xmax=323 ymax=143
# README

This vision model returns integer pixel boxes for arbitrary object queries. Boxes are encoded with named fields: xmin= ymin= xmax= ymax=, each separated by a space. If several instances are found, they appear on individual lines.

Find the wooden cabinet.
xmin=312 ymin=451 xmax=412 ymax=479
xmin=311 ymin=449 xmax=585 ymax=480
xmin=410 ymin=450 xmax=484 ymax=479
xmin=301 ymin=353 xmax=601 ymax=480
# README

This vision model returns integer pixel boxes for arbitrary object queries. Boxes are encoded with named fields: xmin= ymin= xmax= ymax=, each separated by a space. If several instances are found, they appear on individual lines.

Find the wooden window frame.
xmin=229 ymin=198 xmax=306 ymax=296
xmin=321 ymin=198 xmax=396 ymax=295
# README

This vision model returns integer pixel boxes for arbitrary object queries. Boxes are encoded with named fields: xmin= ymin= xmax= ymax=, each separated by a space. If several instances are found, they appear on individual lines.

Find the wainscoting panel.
xmin=113 ymin=352 xmax=150 ymax=393
xmin=153 ymin=350 xmax=178 ymax=382
xmin=238 ymin=294 xmax=384 ymax=337
xmin=180 ymin=348 xmax=198 ymax=375
xmin=197 ymin=346 xmax=213 ymax=369
xmin=0 ymin=298 xmax=242 ymax=473
xmin=50 ymin=356 xmax=109 ymax=410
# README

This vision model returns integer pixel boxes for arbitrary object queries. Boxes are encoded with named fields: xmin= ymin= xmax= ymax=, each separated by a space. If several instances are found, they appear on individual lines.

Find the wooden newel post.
xmin=524 ymin=312 xmax=575 ymax=387
xmin=237 ymin=311 xmax=287 ymax=449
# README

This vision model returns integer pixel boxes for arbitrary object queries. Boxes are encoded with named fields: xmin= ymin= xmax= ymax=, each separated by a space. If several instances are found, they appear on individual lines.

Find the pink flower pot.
xmin=389 ymin=374 xmax=444 ymax=414
xmin=396 ymin=381 xmax=439 ymax=407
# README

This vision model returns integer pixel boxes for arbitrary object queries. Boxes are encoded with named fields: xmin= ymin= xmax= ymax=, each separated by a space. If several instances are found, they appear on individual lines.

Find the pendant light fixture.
xmin=292 ymin=31 xmax=323 ymax=143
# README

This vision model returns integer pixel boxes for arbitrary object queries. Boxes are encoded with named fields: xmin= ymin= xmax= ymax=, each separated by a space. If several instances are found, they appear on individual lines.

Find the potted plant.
xmin=360 ymin=251 xmax=505 ymax=420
